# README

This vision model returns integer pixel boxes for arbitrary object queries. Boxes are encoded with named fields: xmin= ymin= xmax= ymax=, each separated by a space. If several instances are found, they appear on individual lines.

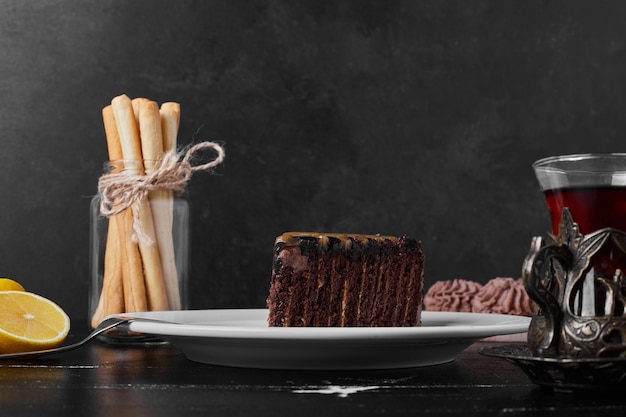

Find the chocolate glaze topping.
xmin=278 ymin=232 xmax=398 ymax=249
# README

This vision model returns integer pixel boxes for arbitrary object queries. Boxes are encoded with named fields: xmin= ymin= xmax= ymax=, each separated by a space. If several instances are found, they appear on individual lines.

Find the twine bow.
xmin=98 ymin=141 xmax=225 ymax=242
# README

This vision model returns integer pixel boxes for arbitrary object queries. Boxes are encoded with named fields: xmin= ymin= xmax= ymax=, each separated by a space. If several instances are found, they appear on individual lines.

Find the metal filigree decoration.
xmin=523 ymin=208 xmax=626 ymax=359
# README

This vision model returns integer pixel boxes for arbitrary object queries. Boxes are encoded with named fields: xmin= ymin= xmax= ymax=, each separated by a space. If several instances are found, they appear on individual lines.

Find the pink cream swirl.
xmin=471 ymin=277 xmax=537 ymax=316
xmin=423 ymin=279 xmax=483 ymax=312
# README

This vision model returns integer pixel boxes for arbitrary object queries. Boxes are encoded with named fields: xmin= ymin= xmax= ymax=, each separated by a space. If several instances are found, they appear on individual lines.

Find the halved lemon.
xmin=0 ymin=278 xmax=25 ymax=292
xmin=0 ymin=291 xmax=70 ymax=353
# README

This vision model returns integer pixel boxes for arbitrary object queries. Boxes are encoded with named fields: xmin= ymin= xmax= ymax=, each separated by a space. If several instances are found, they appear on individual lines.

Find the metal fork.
xmin=0 ymin=316 xmax=133 ymax=360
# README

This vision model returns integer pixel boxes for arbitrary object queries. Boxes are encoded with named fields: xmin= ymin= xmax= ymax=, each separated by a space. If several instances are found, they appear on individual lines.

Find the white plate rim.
xmin=124 ymin=309 xmax=530 ymax=341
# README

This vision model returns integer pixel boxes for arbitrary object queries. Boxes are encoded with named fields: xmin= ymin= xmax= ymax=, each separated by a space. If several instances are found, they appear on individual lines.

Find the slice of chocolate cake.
xmin=267 ymin=232 xmax=425 ymax=327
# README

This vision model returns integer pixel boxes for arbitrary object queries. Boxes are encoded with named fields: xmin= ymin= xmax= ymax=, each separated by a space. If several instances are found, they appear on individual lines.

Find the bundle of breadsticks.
xmin=91 ymin=94 xmax=184 ymax=328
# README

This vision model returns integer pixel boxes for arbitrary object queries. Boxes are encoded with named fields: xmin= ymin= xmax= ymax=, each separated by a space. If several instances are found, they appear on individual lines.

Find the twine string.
xmin=98 ymin=141 xmax=225 ymax=242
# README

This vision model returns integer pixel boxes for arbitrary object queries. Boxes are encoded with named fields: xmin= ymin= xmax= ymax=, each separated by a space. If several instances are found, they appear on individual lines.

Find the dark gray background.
xmin=1 ymin=0 xmax=624 ymax=321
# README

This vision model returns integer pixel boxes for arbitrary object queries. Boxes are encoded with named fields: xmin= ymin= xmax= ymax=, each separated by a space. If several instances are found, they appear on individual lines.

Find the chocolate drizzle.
xmin=277 ymin=232 xmax=400 ymax=257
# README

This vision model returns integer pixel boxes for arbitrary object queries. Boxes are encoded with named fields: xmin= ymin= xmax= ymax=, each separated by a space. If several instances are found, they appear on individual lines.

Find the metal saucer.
xmin=480 ymin=344 xmax=626 ymax=392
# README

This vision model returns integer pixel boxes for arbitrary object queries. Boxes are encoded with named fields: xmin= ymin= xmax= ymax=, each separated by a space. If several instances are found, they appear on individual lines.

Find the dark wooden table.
xmin=0 ymin=329 xmax=625 ymax=416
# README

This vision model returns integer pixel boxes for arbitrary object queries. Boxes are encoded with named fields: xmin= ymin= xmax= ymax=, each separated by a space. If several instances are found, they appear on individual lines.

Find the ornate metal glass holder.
xmin=523 ymin=207 xmax=626 ymax=359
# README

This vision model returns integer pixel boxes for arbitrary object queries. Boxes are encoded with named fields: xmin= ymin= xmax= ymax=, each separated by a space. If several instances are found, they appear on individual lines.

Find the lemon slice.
xmin=0 ymin=291 xmax=70 ymax=353
xmin=0 ymin=278 xmax=25 ymax=292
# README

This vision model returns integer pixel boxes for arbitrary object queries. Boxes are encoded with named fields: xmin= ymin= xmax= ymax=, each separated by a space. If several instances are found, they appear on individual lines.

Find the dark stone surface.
xmin=1 ymin=0 xmax=625 ymax=320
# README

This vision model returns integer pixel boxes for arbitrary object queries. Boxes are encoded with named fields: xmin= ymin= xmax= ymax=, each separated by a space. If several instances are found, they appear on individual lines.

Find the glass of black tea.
xmin=534 ymin=153 xmax=626 ymax=236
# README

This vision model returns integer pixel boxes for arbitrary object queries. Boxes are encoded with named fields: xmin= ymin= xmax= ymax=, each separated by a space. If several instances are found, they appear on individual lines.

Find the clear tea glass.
xmin=534 ymin=153 xmax=626 ymax=235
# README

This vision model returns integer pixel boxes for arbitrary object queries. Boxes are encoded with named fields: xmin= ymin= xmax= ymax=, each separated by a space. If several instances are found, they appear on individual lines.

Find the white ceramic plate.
xmin=124 ymin=309 xmax=530 ymax=370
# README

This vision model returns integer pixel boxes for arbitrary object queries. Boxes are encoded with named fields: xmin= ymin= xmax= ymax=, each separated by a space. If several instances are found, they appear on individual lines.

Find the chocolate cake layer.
xmin=267 ymin=232 xmax=425 ymax=327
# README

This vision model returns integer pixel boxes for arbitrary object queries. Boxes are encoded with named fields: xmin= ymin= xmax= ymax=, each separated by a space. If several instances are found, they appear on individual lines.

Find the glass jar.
xmin=89 ymin=160 xmax=189 ymax=343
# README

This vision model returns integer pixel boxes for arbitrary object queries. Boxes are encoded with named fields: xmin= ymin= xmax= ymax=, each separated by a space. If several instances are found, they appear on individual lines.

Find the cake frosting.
xmin=423 ymin=279 xmax=483 ymax=312
xmin=471 ymin=277 xmax=536 ymax=316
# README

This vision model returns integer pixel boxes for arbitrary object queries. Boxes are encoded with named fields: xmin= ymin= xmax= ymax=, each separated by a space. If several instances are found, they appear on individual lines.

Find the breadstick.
xmin=160 ymin=103 xmax=179 ymax=216
xmin=91 ymin=207 xmax=124 ymax=328
xmin=155 ymin=102 xmax=182 ymax=309
xmin=159 ymin=102 xmax=180 ymax=218
xmin=160 ymin=102 xmax=180 ymax=219
xmin=138 ymin=100 xmax=181 ymax=309
xmin=103 ymin=105 xmax=124 ymax=162
xmin=112 ymin=95 xmax=143 ymax=161
xmin=101 ymin=104 xmax=148 ymax=315
xmin=113 ymin=95 xmax=169 ymax=310
xmin=132 ymin=97 xmax=149 ymax=122
xmin=138 ymin=99 xmax=176 ymax=310
xmin=139 ymin=100 xmax=164 ymax=172
xmin=91 ymin=107 xmax=126 ymax=327
xmin=120 ymin=209 xmax=148 ymax=312
xmin=160 ymin=102 xmax=180 ymax=152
